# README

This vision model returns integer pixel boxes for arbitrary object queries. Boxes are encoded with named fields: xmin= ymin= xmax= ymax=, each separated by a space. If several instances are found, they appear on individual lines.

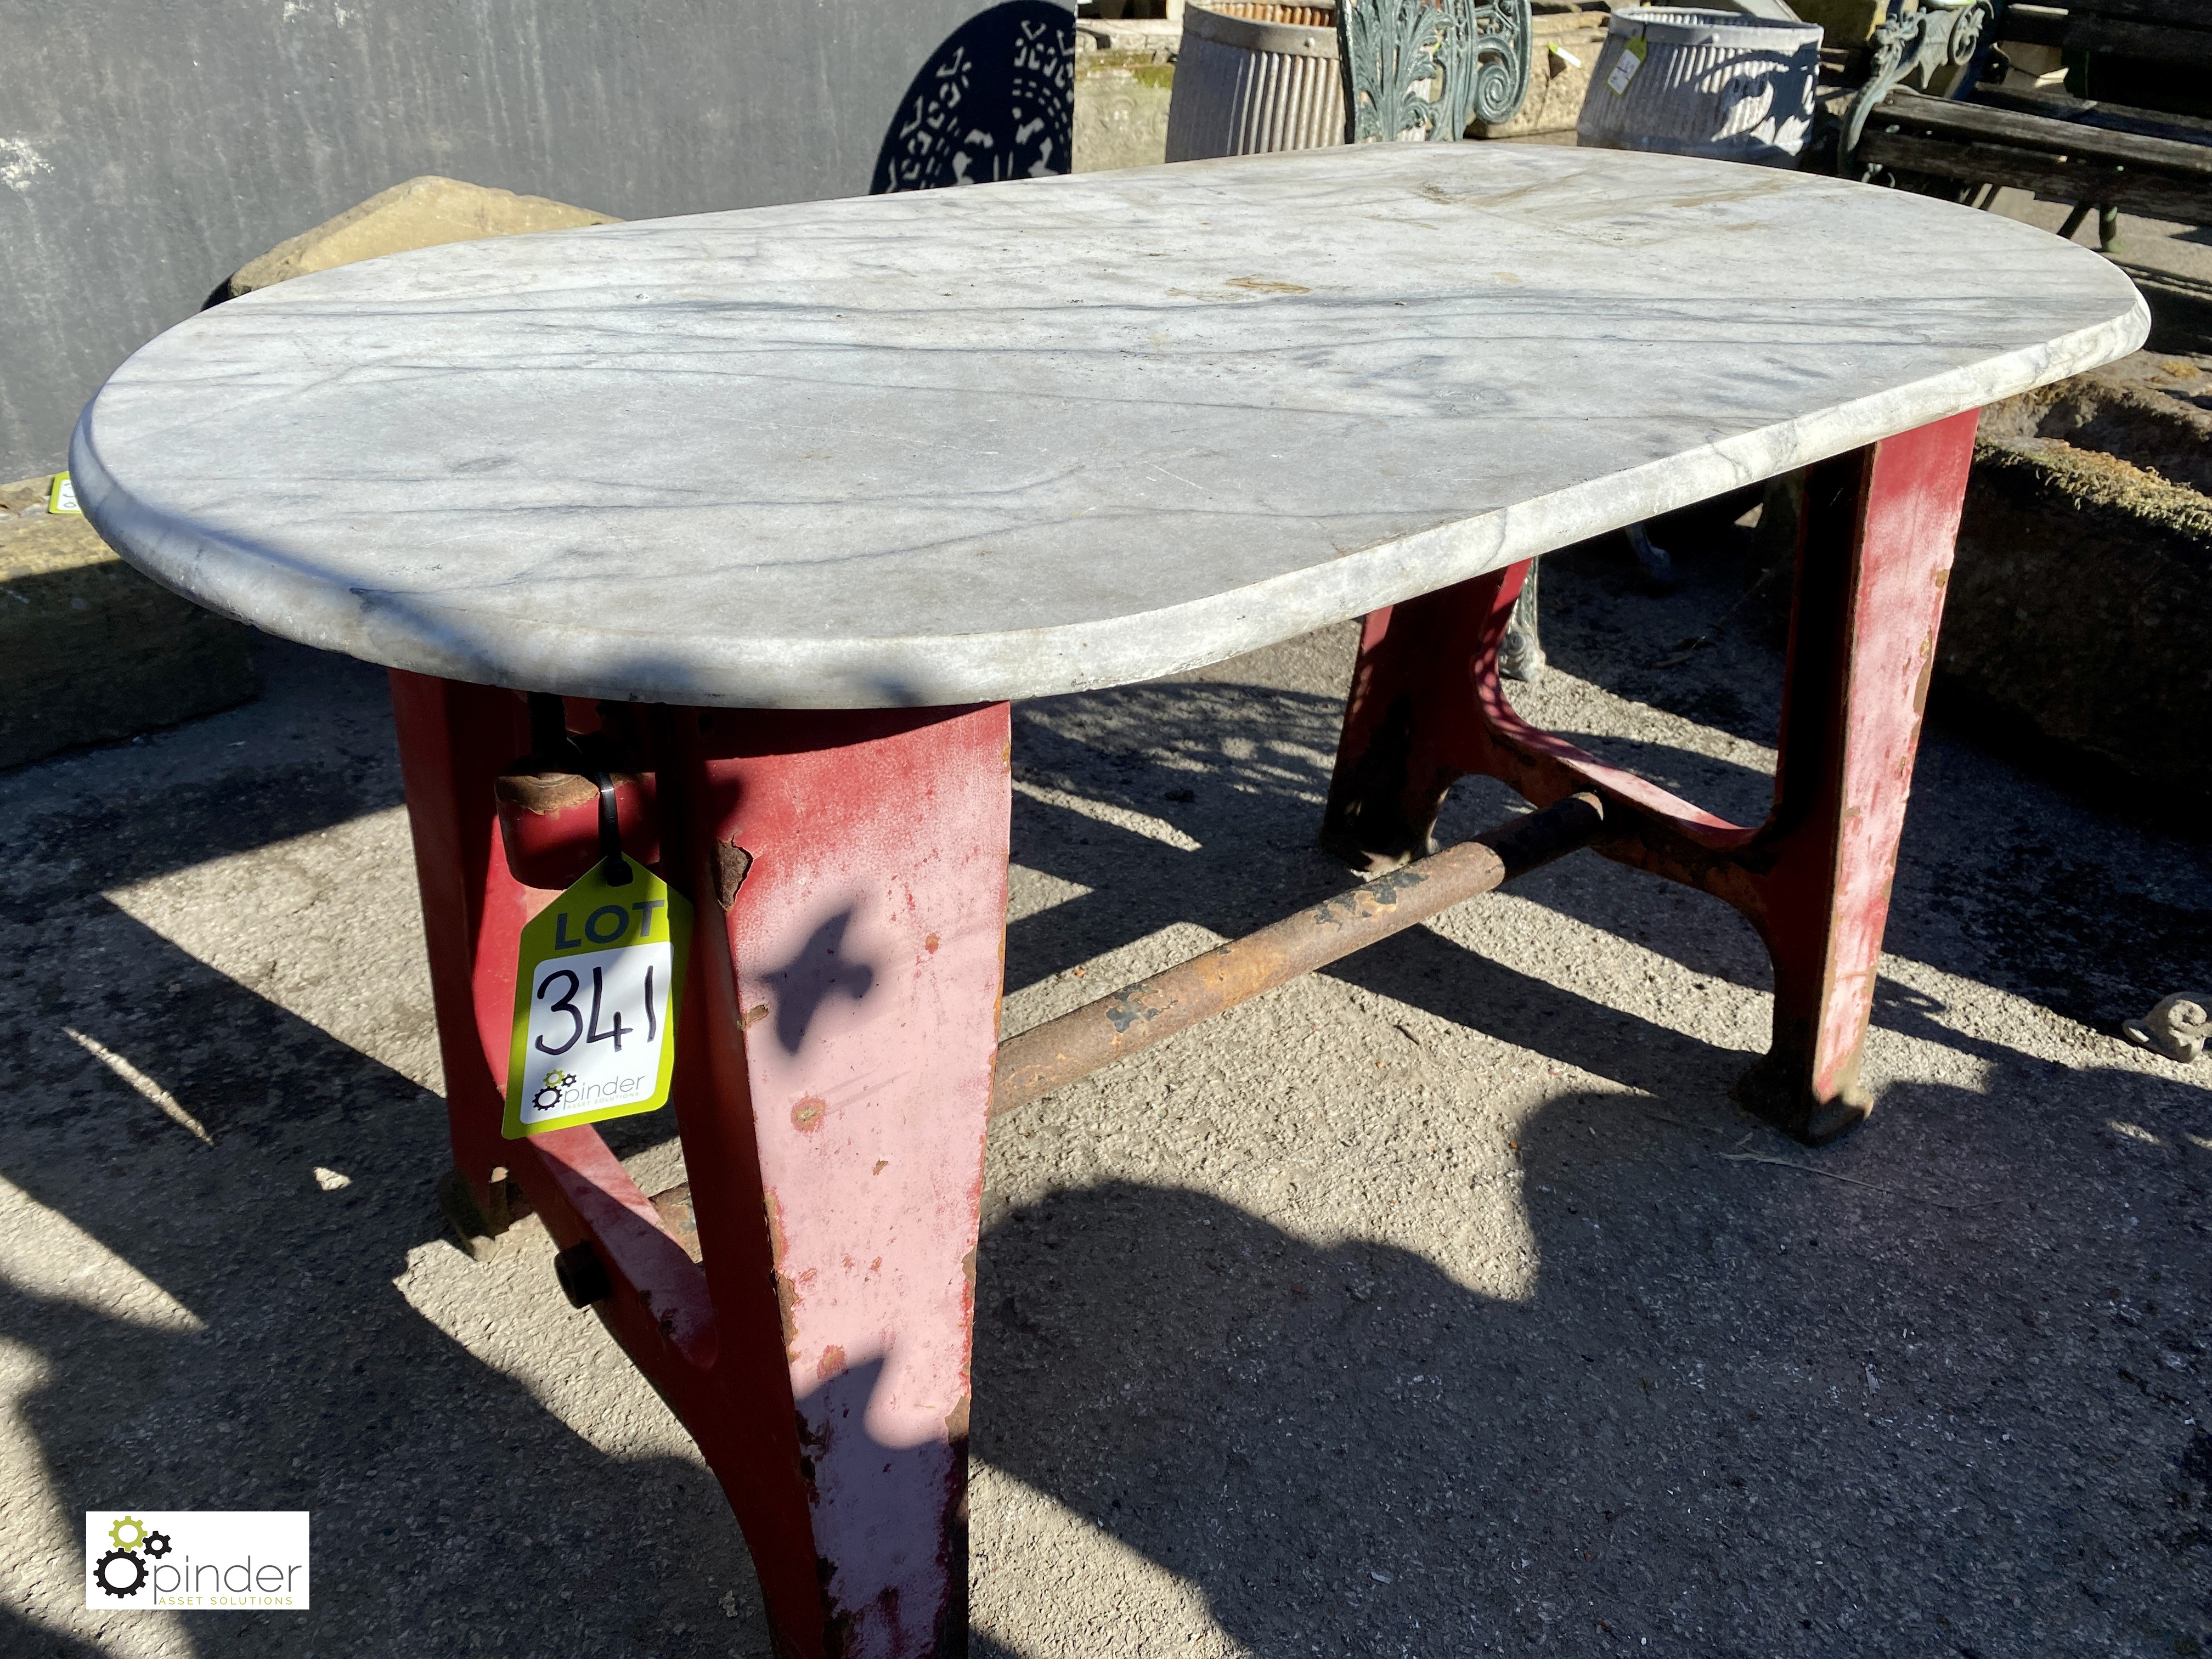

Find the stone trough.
xmin=1948 ymin=360 xmax=2212 ymax=805
xmin=0 ymin=475 xmax=255 ymax=768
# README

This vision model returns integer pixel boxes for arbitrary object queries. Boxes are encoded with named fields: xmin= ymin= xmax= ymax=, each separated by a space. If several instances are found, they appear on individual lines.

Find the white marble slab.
xmin=73 ymin=144 xmax=2145 ymax=708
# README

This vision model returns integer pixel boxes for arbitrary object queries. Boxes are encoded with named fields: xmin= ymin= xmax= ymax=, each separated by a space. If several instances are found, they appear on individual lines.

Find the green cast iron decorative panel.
xmin=1338 ymin=0 xmax=1532 ymax=143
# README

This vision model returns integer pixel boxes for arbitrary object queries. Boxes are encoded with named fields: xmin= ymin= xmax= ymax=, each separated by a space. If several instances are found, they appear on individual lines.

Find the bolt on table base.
xmin=392 ymin=416 xmax=1974 ymax=1658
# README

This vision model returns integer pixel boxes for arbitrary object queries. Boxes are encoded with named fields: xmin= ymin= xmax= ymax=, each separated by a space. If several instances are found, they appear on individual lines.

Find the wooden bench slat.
xmin=1878 ymin=87 xmax=2212 ymax=175
xmin=1974 ymin=84 xmax=2212 ymax=146
xmin=1884 ymin=2 xmax=2212 ymax=222
xmin=2067 ymin=16 xmax=2212 ymax=69
xmin=2001 ymin=2 xmax=2212 ymax=46
xmin=1858 ymin=129 xmax=2212 ymax=222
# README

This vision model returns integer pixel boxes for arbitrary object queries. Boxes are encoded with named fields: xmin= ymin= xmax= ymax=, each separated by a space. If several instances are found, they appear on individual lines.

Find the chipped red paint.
xmin=392 ymin=676 xmax=1007 ymax=1658
xmin=1323 ymin=414 xmax=1979 ymax=1143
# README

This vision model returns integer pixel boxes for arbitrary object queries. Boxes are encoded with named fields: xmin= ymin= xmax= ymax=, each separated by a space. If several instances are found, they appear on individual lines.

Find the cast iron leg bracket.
xmin=1321 ymin=415 xmax=1978 ymax=1143
xmin=393 ymin=678 xmax=1003 ymax=1658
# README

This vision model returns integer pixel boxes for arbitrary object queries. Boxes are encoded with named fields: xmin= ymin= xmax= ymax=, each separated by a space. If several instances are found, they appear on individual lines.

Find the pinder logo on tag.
xmin=532 ymin=1068 xmax=579 ymax=1112
xmin=91 ymin=1514 xmax=166 ymax=1598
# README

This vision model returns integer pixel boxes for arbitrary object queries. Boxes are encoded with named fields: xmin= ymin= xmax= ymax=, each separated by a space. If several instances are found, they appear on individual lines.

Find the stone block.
xmin=2004 ymin=40 xmax=2065 ymax=78
xmin=1996 ymin=37 xmax=2066 ymax=85
xmin=1978 ymin=363 xmax=2212 ymax=497
xmin=1472 ymin=9 xmax=1611 ymax=139
xmin=0 ymin=476 xmax=256 ymax=769
xmin=221 ymin=176 xmax=620 ymax=299
xmin=1788 ymin=0 xmax=1887 ymax=48
xmin=1075 ymin=30 xmax=1179 ymax=172
xmin=5 ymin=177 xmax=620 ymax=766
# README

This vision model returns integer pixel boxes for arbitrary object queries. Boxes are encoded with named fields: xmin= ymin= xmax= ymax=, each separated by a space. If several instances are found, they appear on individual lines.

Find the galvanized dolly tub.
xmin=71 ymin=145 xmax=2142 ymax=1657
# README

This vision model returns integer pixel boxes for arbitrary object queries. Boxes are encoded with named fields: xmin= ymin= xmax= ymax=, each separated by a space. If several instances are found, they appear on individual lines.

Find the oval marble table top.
xmin=75 ymin=144 xmax=2145 ymax=708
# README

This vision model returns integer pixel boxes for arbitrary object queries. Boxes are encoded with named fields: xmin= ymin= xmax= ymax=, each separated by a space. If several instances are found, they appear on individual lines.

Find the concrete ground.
xmin=3 ymin=215 xmax=2211 ymax=1659
xmin=2 ymin=521 xmax=2207 ymax=1659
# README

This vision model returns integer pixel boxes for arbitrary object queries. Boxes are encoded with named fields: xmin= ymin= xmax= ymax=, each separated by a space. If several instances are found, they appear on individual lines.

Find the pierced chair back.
xmin=1336 ymin=0 xmax=1532 ymax=143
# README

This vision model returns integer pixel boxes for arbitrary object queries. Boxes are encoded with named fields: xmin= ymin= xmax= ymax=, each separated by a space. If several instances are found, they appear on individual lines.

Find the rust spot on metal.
xmin=713 ymin=839 xmax=754 ymax=909
xmin=765 ymin=1190 xmax=800 ymax=1358
xmin=493 ymin=768 xmax=605 ymax=815
xmin=958 ymin=1242 xmax=979 ymax=1358
xmin=1910 ymin=635 xmax=1939 ymax=716
xmin=646 ymin=1180 xmax=701 ymax=1262
xmin=740 ymin=1002 xmax=772 ymax=1031
xmin=1103 ymin=988 xmax=1166 ymax=1032
xmin=774 ymin=1271 xmax=801 ymax=1357
xmin=817 ymin=1343 xmax=847 ymax=1380
xmin=1355 ymin=865 xmax=1428 ymax=907
xmin=792 ymin=1094 xmax=827 ymax=1133
xmin=932 ymin=1399 xmax=972 ymax=1653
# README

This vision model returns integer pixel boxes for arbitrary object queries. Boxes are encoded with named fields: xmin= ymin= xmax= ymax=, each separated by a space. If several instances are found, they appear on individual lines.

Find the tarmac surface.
xmin=4 ymin=217 xmax=2212 ymax=1659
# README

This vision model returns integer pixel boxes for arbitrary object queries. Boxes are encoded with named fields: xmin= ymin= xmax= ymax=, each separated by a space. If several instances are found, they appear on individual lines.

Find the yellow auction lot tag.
xmin=504 ymin=861 xmax=691 ymax=1138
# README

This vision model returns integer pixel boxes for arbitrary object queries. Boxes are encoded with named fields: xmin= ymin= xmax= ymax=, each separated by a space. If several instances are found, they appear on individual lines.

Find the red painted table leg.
xmin=1322 ymin=413 xmax=1979 ymax=1143
xmin=390 ymin=673 xmax=537 ymax=1232
xmin=667 ymin=704 xmax=1008 ymax=1658
xmin=391 ymin=674 xmax=1008 ymax=1658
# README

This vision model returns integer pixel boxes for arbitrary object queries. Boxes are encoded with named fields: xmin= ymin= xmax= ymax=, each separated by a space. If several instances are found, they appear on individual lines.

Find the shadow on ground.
xmin=973 ymin=1052 xmax=2212 ymax=1656
xmin=1007 ymin=619 xmax=2211 ymax=1070
xmin=972 ymin=525 xmax=2210 ymax=1654
xmin=4 ymin=545 xmax=2208 ymax=1655
xmin=0 ymin=652 xmax=752 ymax=1656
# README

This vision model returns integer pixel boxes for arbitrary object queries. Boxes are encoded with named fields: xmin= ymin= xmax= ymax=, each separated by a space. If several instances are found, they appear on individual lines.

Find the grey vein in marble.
xmin=72 ymin=144 xmax=2145 ymax=707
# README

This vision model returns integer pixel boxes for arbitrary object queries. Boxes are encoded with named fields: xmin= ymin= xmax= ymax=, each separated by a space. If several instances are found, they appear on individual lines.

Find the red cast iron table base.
xmin=392 ymin=413 xmax=1975 ymax=1657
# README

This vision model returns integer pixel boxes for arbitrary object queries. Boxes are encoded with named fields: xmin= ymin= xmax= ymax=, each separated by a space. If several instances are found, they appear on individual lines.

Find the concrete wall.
xmin=0 ymin=0 xmax=1071 ymax=481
